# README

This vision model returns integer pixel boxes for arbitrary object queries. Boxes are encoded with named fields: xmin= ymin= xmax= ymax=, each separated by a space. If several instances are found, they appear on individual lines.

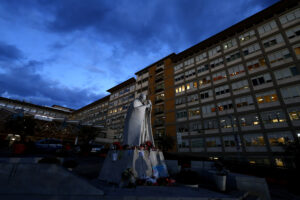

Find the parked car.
xmin=90 ymin=144 xmax=104 ymax=153
xmin=35 ymin=138 xmax=63 ymax=152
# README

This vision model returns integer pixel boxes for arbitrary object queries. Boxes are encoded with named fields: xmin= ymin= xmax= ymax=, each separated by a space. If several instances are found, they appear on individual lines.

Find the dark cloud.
xmin=0 ymin=60 xmax=105 ymax=109
xmin=0 ymin=41 xmax=23 ymax=62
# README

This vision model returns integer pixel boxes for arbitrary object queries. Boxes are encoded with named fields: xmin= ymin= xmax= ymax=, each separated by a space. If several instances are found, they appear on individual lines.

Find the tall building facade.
xmin=171 ymin=0 xmax=300 ymax=167
xmin=106 ymin=78 xmax=136 ymax=139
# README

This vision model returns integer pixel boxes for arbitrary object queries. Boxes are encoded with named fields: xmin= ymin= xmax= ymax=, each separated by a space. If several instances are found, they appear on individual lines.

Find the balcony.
xmin=155 ymin=76 xmax=164 ymax=83
xmin=155 ymin=68 xmax=164 ymax=74
xmin=155 ymin=98 xmax=164 ymax=104
xmin=155 ymin=87 xmax=164 ymax=93
xmin=154 ymin=109 xmax=164 ymax=115
xmin=154 ymin=121 xmax=165 ymax=127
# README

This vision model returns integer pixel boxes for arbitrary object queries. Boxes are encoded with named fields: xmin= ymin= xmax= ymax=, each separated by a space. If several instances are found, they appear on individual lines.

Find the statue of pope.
xmin=123 ymin=94 xmax=155 ymax=146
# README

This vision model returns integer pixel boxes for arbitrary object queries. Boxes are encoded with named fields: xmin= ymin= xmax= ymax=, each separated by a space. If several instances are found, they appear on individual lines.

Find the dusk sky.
xmin=0 ymin=0 xmax=279 ymax=109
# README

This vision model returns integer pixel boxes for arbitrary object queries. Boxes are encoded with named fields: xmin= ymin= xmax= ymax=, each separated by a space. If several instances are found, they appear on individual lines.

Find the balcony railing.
xmin=155 ymin=68 xmax=164 ymax=74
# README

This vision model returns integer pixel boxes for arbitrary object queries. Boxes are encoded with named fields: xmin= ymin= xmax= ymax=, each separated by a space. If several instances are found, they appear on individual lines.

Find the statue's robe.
xmin=123 ymin=99 xmax=154 ymax=146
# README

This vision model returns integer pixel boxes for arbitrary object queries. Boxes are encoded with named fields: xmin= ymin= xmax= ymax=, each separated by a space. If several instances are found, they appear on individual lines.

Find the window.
xmin=184 ymin=58 xmax=194 ymax=66
xmin=257 ymin=20 xmax=277 ymax=35
xmin=239 ymin=114 xmax=260 ymax=126
xmin=280 ymin=85 xmax=300 ymax=100
xmin=188 ymin=107 xmax=201 ymax=117
xmin=174 ymin=63 xmax=183 ymax=71
xmin=195 ymin=52 xmax=207 ymax=63
xmin=220 ymin=117 xmax=237 ymax=128
xmin=268 ymin=48 xmax=291 ymax=64
xmin=274 ymin=65 xmax=300 ymax=81
xmin=187 ymin=94 xmax=198 ymax=102
xmin=243 ymin=43 xmax=260 ymax=56
xmin=225 ymin=51 xmax=241 ymax=63
xmin=186 ymin=81 xmax=197 ymax=90
xmin=203 ymin=119 xmax=219 ymax=130
xmin=191 ymin=138 xmax=204 ymax=148
xmin=185 ymin=69 xmax=196 ymax=78
xmin=179 ymin=139 xmax=190 ymax=148
xmin=239 ymin=30 xmax=255 ymax=43
xmin=262 ymin=34 xmax=284 ymax=48
xmin=268 ymin=131 xmax=294 ymax=146
xmin=197 ymin=64 xmax=209 ymax=74
xmin=189 ymin=121 xmax=202 ymax=132
xmin=223 ymin=136 xmax=238 ymax=147
xmin=199 ymin=76 xmax=211 ymax=87
xmin=231 ymin=79 xmax=249 ymax=92
xmin=176 ymin=110 xmax=187 ymax=119
xmin=235 ymin=95 xmax=254 ymax=108
xmin=228 ymin=64 xmax=245 ymax=77
xmin=208 ymin=46 xmax=221 ymax=57
xmin=212 ymin=70 xmax=227 ymax=82
xmin=244 ymin=134 xmax=265 ymax=146
xmin=285 ymin=25 xmax=300 ymax=40
xmin=261 ymin=110 xmax=286 ymax=124
xmin=200 ymin=89 xmax=213 ymax=100
xmin=175 ymin=73 xmax=184 ymax=82
xmin=177 ymin=124 xmax=189 ymax=133
xmin=279 ymin=8 xmax=300 ymax=25
xmin=294 ymin=44 xmax=300 ymax=56
xmin=256 ymin=90 xmax=278 ymax=104
xmin=251 ymin=73 xmax=272 ymax=86
xmin=287 ymin=107 xmax=300 ymax=121
xmin=246 ymin=58 xmax=266 ymax=72
xmin=202 ymin=104 xmax=216 ymax=115
xmin=175 ymin=97 xmax=186 ymax=105
xmin=215 ymin=85 xmax=230 ymax=96
xmin=223 ymin=38 xmax=237 ymax=50
xmin=206 ymin=137 xmax=221 ymax=147
xmin=217 ymin=100 xmax=233 ymax=112
xmin=210 ymin=57 xmax=224 ymax=69
xmin=175 ymin=84 xmax=185 ymax=94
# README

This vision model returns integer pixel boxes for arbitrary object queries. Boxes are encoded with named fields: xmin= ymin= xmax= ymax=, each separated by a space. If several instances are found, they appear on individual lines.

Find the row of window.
xmin=174 ymin=8 xmax=300 ymax=72
xmin=177 ymin=106 xmax=300 ymax=133
xmin=179 ymin=131 xmax=295 ymax=149
xmin=175 ymin=64 xmax=299 ymax=96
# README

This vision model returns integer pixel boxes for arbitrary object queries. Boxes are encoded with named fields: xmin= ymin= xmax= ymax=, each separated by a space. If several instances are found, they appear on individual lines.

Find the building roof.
xmin=0 ymin=96 xmax=71 ymax=114
xmin=173 ymin=0 xmax=298 ymax=63
xmin=134 ymin=53 xmax=176 ymax=75
xmin=72 ymin=95 xmax=110 ymax=114
xmin=51 ymin=105 xmax=75 ymax=112
xmin=107 ymin=77 xmax=136 ymax=93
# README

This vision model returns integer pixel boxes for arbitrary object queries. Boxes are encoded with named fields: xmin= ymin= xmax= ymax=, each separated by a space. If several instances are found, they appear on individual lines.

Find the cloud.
xmin=0 ymin=57 xmax=104 ymax=109
xmin=0 ymin=41 xmax=24 ymax=62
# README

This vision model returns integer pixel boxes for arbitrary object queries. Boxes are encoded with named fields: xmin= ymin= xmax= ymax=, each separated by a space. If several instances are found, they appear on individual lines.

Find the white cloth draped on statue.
xmin=123 ymin=96 xmax=154 ymax=147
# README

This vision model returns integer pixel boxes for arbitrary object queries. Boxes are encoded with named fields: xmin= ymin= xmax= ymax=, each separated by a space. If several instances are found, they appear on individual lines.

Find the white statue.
xmin=123 ymin=94 xmax=155 ymax=146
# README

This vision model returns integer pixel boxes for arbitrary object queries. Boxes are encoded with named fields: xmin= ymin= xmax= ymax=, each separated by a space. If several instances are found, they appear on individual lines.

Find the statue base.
xmin=99 ymin=149 xmax=168 ymax=184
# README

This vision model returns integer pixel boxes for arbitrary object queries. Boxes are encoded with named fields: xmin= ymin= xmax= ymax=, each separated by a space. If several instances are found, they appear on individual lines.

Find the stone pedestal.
xmin=99 ymin=149 xmax=168 ymax=184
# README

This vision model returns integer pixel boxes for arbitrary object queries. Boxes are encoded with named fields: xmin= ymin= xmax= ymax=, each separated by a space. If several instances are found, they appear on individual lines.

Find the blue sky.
xmin=0 ymin=0 xmax=279 ymax=109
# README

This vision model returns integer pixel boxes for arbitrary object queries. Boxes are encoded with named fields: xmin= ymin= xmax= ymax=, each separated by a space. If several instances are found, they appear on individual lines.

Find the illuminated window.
xmin=175 ymin=85 xmax=185 ymax=94
xmin=256 ymin=90 xmax=278 ymax=104
xmin=212 ymin=70 xmax=227 ymax=82
xmin=235 ymin=95 xmax=254 ymax=108
xmin=268 ymin=131 xmax=293 ymax=146
xmin=217 ymin=100 xmax=233 ymax=112
xmin=186 ymin=81 xmax=197 ymax=90
xmin=199 ymin=76 xmax=211 ymax=87
xmin=243 ymin=134 xmax=265 ymax=146
xmin=239 ymin=114 xmax=260 ymax=126
xmin=287 ymin=107 xmax=300 ymax=121
xmin=188 ymin=107 xmax=201 ymax=117
xmin=206 ymin=137 xmax=221 ymax=147
xmin=223 ymin=38 xmax=237 ymax=50
xmin=228 ymin=64 xmax=245 ymax=77
xmin=275 ymin=158 xmax=284 ymax=167
xmin=231 ymin=79 xmax=249 ymax=92
xmin=220 ymin=117 xmax=237 ymax=128
xmin=239 ymin=30 xmax=255 ymax=43
xmin=261 ymin=110 xmax=286 ymax=124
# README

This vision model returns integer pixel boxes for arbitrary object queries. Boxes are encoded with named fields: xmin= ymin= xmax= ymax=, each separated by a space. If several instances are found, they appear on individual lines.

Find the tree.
xmin=5 ymin=115 xmax=36 ymax=142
